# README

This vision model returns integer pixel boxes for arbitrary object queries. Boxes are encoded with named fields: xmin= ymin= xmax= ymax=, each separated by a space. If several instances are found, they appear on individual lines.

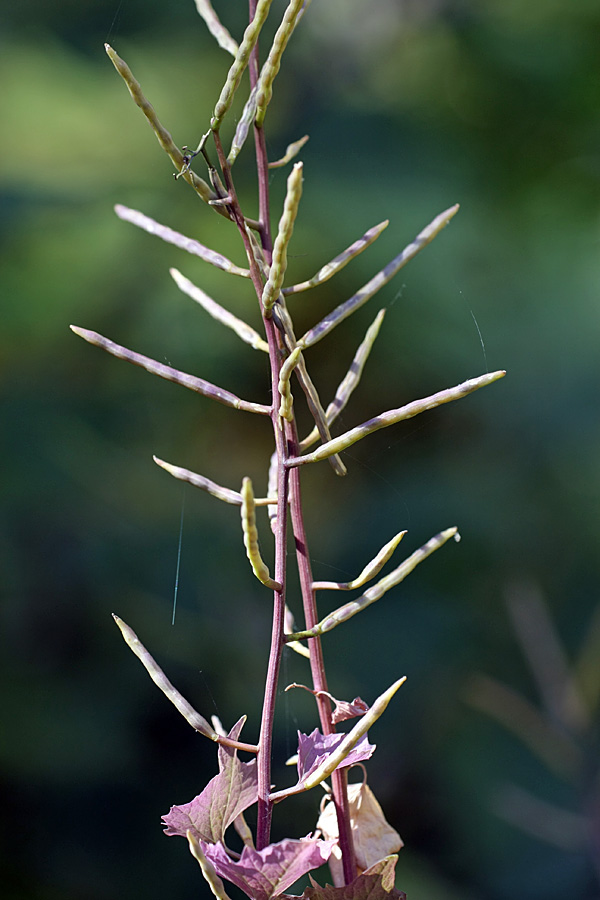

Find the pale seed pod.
xmin=278 ymin=346 xmax=302 ymax=421
xmin=262 ymin=163 xmax=303 ymax=314
xmin=241 ymin=477 xmax=282 ymax=591
xmin=212 ymin=0 xmax=275 ymax=130
xmin=112 ymin=615 xmax=218 ymax=740
xmin=187 ymin=832 xmax=234 ymax=900
xmin=104 ymin=45 xmax=214 ymax=205
xmin=255 ymin=0 xmax=306 ymax=127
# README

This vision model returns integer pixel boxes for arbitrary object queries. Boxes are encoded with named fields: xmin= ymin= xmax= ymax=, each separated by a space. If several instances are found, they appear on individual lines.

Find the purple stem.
xmin=248 ymin=0 xmax=272 ymax=255
xmin=212 ymin=122 xmax=289 ymax=850
xmin=286 ymin=419 xmax=357 ymax=883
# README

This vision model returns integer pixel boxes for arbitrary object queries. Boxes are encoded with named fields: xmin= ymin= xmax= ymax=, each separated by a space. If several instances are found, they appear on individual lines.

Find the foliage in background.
xmin=2 ymin=1 xmax=600 ymax=899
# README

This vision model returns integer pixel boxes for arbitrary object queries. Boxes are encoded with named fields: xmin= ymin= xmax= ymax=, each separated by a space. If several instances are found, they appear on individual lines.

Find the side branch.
xmin=286 ymin=370 xmax=506 ymax=466
xmin=70 ymin=327 xmax=270 ymax=415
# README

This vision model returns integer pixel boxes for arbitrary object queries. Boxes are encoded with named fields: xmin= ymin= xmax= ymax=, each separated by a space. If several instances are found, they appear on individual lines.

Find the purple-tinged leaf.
xmin=330 ymin=697 xmax=370 ymax=725
xmin=202 ymin=836 xmax=336 ymax=900
xmin=163 ymin=717 xmax=258 ymax=844
xmin=297 ymin=729 xmax=375 ymax=783
xmin=294 ymin=855 xmax=406 ymax=900
xmin=283 ymin=685 xmax=369 ymax=726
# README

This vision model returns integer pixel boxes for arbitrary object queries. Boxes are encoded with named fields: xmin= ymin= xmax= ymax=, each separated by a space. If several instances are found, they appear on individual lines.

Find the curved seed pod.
xmin=300 ymin=675 xmax=406 ymax=790
xmin=114 ymin=205 xmax=250 ymax=277
xmin=268 ymin=135 xmax=309 ymax=169
xmin=283 ymin=221 xmax=389 ymax=296
xmin=299 ymin=308 xmax=386 ymax=451
xmin=270 ymin=677 xmax=407 ymax=800
xmin=313 ymin=530 xmax=407 ymax=592
xmin=255 ymin=0 xmax=306 ymax=127
xmin=262 ymin=163 xmax=303 ymax=314
xmin=170 ymin=269 xmax=268 ymax=352
xmin=300 ymin=204 xmax=460 ymax=348
xmin=193 ymin=0 xmax=239 ymax=57
xmin=241 ymin=477 xmax=282 ymax=591
xmin=212 ymin=0 xmax=275 ymax=130
xmin=289 ymin=528 xmax=459 ymax=641
xmin=104 ymin=45 xmax=215 ymax=205
xmin=187 ymin=831 xmax=234 ymax=900
xmin=112 ymin=615 xmax=218 ymax=740
xmin=287 ymin=370 xmax=506 ymax=467
xmin=278 ymin=346 xmax=302 ymax=421
xmin=70 ymin=326 xmax=270 ymax=415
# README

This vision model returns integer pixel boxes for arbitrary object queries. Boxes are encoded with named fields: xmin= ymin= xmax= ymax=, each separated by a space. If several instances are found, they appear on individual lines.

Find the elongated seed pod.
xmin=287 ymin=370 xmax=506 ymax=466
xmin=241 ymin=477 xmax=282 ymax=591
xmin=115 ymin=205 xmax=250 ymax=278
xmin=170 ymin=269 xmax=269 ymax=352
xmin=268 ymin=135 xmax=309 ymax=169
xmin=288 ymin=528 xmax=459 ymax=641
xmin=104 ymin=45 xmax=215 ymax=205
xmin=255 ymin=0 xmax=306 ymax=127
xmin=70 ymin=326 xmax=270 ymax=415
xmin=278 ymin=346 xmax=302 ymax=421
xmin=228 ymin=85 xmax=259 ymax=165
xmin=313 ymin=530 xmax=407 ymax=592
xmin=299 ymin=308 xmax=386 ymax=451
xmin=267 ymin=450 xmax=279 ymax=534
xmin=193 ymin=0 xmax=239 ymax=57
xmin=187 ymin=832 xmax=234 ymax=900
xmin=283 ymin=221 xmax=389 ymax=296
xmin=300 ymin=204 xmax=460 ymax=348
xmin=262 ymin=163 xmax=303 ymax=313
xmin=271 ymin=302 xmax=347 ymax=476
xmin=153 ymin=457 xmax=274 ymax=507
xmin=113 ymin=615 xmax=218 ymax=739
xmin=301 ymin=677 xmax=406 ymax=790
xmin=269 ymin=677 xmax=406 ymax=800
xmin=212 ymin=0 xmax=275 ymax=130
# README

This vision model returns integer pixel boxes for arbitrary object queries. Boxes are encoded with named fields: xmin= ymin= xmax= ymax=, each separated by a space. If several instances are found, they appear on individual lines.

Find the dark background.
xmin=2 ymin=1 xmax=600 ymax=898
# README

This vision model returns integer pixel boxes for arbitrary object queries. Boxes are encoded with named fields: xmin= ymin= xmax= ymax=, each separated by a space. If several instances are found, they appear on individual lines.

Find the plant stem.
xmin=248 ymin=0 xmax=272 ymax=254
xmin=255 ymin=384 xmax=289 ymax=848
xmin=286 ymin=419 xmax=357 ymax=882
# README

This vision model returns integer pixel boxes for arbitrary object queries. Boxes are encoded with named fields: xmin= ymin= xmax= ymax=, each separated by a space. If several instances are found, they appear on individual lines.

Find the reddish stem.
xmin=286 ymin=420 xmax=357 ymax=883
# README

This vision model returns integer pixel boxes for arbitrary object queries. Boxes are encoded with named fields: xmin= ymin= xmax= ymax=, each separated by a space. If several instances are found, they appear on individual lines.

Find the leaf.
xmin=317 ymin=782 xmax=402 ymax=881
xmin=296 ymin=856 xmax=406 ymax=900
xmin=330 ymin=697 xmax=370 ymax=725
xmin=201 ymin=836 xmax=335 ymax=900
xmin=297 ymin=729 xmax=375 ymax=783
xmin=163 ymin=717 xmax=258 ymax=844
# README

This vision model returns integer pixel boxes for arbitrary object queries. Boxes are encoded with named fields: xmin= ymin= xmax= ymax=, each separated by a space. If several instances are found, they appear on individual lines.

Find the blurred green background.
xmin=2 ymin=1 xmax=600 ymax=898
